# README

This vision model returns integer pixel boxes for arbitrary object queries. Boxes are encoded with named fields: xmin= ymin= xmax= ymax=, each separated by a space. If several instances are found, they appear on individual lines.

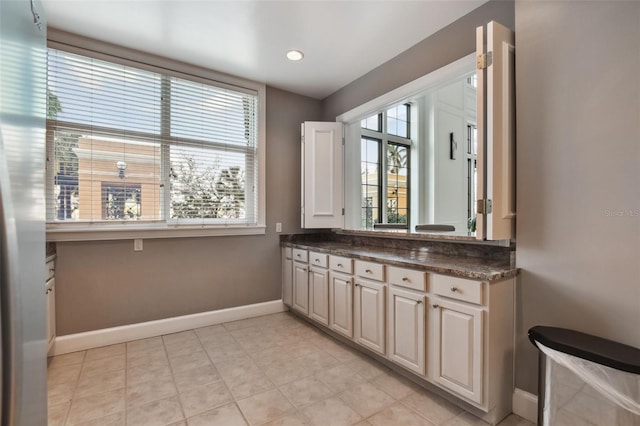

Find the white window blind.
xmin=46 ymin=48 xmax=259 ymax=227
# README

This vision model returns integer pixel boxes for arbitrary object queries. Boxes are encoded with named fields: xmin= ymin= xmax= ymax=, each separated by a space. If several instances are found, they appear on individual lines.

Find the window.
xmin=46 ymin=47 xmax=263 ymax=236
xmin=360 ymin=104 xmax=411 ymax=228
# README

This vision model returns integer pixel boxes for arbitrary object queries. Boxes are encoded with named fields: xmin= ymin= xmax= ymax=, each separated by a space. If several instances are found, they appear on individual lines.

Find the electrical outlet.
xmin=275 ymin=222 xmax=282 ymax=233
xmin=134 ymin=239 xmax=143 ymax=251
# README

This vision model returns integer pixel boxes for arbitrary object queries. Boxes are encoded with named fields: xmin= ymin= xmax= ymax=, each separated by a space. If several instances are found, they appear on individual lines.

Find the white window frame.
xmin=45 ymin=32 xmax=266 ymax=242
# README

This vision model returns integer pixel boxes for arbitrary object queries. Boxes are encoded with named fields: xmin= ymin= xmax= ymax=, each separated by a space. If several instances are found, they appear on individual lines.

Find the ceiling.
xmin=41 ymin=0 xmax=488 ymax=99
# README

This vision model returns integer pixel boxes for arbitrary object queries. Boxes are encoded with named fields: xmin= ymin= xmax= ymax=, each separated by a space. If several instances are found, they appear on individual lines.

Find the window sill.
xmin=46 ymin=224 xmax=267 ymax=242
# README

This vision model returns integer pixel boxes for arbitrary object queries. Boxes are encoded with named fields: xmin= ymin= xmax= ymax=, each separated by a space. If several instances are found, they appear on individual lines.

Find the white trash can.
xmin=529 ymin=326 xmax=640 ymax=426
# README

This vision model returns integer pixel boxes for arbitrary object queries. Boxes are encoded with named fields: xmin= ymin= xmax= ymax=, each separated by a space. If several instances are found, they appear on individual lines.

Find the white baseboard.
xmin=52 ymin=299 xmax=287 ymax=356
xmin=512 ymin=388 xmax=538 ymax=424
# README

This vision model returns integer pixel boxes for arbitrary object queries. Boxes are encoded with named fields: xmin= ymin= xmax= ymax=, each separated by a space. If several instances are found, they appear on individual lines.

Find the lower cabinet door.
xmin=388 ymin=286 xmax=425 ymax=375
xmin=282 ymin=255 xmax=293 ymax=307
xmin=432 ymin=297 xmax=483 ymax=404
xmin=354 ymin=278 xmax=386 ymax=355
xmin=329 ymin=271 xmax=353 ymax=338
xmin=293 ymin=261 xmax=309 ymax=315
xmin=46 ymin=277 xmax=56 ymax=354
xmin=309 ymin=267 xmax=329 ymax=325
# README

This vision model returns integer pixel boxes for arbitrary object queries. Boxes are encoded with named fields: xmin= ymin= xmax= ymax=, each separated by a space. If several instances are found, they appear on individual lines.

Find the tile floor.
xmin=47 ymin=312 xmax=534 ymax=426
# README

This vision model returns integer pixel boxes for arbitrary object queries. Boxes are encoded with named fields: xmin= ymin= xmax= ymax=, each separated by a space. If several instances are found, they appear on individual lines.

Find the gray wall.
xmin=322 ymin=0 xmax=514 ymax=121
xmin=514 ymin=1 xmax=640 ymax=394
xmin=55 ymin=87 xmax=322 ymax=335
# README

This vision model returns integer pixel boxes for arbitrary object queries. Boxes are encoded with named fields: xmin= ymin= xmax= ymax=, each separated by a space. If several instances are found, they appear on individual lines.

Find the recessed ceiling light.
xmin=286 ymin=50 xmax=304 ymax=61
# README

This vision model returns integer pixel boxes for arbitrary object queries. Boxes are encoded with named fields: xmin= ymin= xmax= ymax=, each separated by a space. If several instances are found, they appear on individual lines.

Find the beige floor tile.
xmin=179 ymin=381 xmax=233 ymax=418
xmin=48 ymin=401 xmax=70 ymax=426
xmin=165 ymin=340 xmax=204 ymax=359
xmin=75 ymin=369 xmax=125 ymax=398
xmin=169 ymin=349 xmax=212 ymax=373
xmin=126 ymin=395 xmax=184 ymax=426
xmin=346 ymin=356 xmax=389 ymax=380
xmin=237 ymin=388 xmax=296 ymax=425
xmin=339 ymin=382 xmax=395 ymax=418
xmin=194 ymin=324 xmax=227 ymax=338
xmin=163 ymin=330 xmax=199 ymax=346
xmin=353 ymin=421 xmax=373 ymax=426
xmin=66 ymin=388 xmax=125 ymax=425
xmin=187 ymin=402 xmax=248 ymax=426
xmin=401 ymin=390 xmax=462 ymax=425
xmin=371 ymin=371 xmax=421 ymax=399
xmin=318 ymin=341 xmax=360 ymax=363
xmin=126 ymin=376 xmax=178 ymax=409
xmin=368 ymin=402 xmax=434 ymax=426
xmin=126 ymin=348 xmax=169 ymax=368
xmin=278 ymin=376 xmax=335 ymax=409
xmin=127 ymin=363 xmax=173 ymax=386
xmin=495 ymin=414 xmax=535 ymax=426
xmin=73 ymin=411 xmax=125 ymax=426
xmin=205 ymin=344 xmax=248 ymax=363
xmin=225 ymin=370 xmax=275 ymax=400
xmin=48 ymin=351 xmax=86 ymax=369
xmin=216 ymin=356 xmax=263 ymax=382
xmin=48 ymin=363 xmax=82 ymax=386
xmin=315 ymin=364 xmax=366 ymax=393
xmin=81 ymin=354 xmax=126 ymax=378
xmin=251 ymin=345 xmax=294 ymax=368
xmin=167 ymin=421 xmax=187 ymax=426
xmin=300 ymin=396 xmax=362 ymax=426
xmin=85 ymin=343 xmax=126 ymax=362
xmin=263 ymin=359 xmax=313 ymax=386
xmin=174 ymin=364 xmax=222 ymax=393
xmin=48 ymin=379 xmax=76 ymax=406
xmin=296 ymin=350 xmax=340 ymax=373
xmin=126 ymin=336 xmax=165 ymax=355
xmin=262 ymin=412 xmax=311 ymax=426
xmin=198 ymin=333 xmax=237 ymax=348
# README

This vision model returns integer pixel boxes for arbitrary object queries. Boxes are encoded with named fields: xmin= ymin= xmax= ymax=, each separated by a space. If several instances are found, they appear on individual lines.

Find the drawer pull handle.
xmin=402 ymin=277 xmax=409 ymax=282
xmin=450 ymin=287 xmax=459 ymax=292
xmin=337 ymin=263 xmax=343 ymax=267
xmin=296 ymin=254 xmax=301 ymax=258
xmin=365 ymin=269 xmax=372 ymax=274
xmin=315 ymin=259 xmax=320 ymax=262
xmin=432 ymin=304 xmax=440 ymax=309
xmin=416 ymin=300 xmax=422 ymax=304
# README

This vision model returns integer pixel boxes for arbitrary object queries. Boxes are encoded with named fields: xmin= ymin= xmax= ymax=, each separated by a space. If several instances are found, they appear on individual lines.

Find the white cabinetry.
xmin=329 ymin=255 xmax=354 ymax=338
xmin=292 ymin=249 xmax=309 ymax=315
xmin=354 ymin=261 xmax=386 ymax=355
xmin=309 ymin=252 xmax=329 ymax=326
xmin=282 ymin=247 xmax=293 ymax=307
xmin=388 ymin=282 xmax=426 ymax=375
xmin=46 ymin=258 xmax=56 ymax=355
xmin=432 ymin=296 xmax=483 ymax=404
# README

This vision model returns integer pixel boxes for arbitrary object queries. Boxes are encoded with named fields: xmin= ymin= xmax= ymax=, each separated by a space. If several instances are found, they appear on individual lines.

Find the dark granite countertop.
xmin=282 ymin=241 xmax=517 ymax=282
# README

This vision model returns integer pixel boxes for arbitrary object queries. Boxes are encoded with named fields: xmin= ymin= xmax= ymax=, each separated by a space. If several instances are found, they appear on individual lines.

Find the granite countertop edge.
xmin=282 ymin=241 xmax=517 ymax=282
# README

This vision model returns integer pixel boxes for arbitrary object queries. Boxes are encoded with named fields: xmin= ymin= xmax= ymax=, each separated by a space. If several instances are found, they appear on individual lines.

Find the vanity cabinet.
xmin=329 ymin=255 xmax=354 ymax=338
xmin=354 ymin=260 xmax=386 ymax=356
xmin=282 ymin=244 xmax=514 ymax=424
xmin=387 ymin=266 xmax=427 ymax=375
xmin=46 ymin=257 xmax=56 ymax=355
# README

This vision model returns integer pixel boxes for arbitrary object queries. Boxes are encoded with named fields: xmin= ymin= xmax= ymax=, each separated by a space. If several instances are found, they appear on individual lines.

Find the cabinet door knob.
xmin=365 ymin=269 xmax=372 ymax=274
xmin=355 ymin=283 xmax=360 ymax=287
xmin=432 ymin=304 xmax=439 ymax=309
xmin=416 ymin=300 xmax=422 ymax=304
xmin=450 ymin=287 xmax=458 ymax=292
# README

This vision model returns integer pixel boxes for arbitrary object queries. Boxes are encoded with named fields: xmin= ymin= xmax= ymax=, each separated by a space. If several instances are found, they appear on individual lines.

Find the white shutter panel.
xmin=302 ymin=121 xmax=344 ymax=229
xmin=476 ymin=21 xmax=516 ymax=240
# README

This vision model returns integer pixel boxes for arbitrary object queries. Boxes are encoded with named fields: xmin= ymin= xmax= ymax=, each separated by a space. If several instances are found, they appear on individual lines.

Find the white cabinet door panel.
xmin=388 ymin=287 xmax=425 ymax=375
xmin=293 ymin=261 xmax=309 ymax=315
xmin=354 ymin=279 xmax=386 ymax=355
xmin=309 ymin=267 xmax=329 ymax=325
xmin=329 ymin=271 xmax=353 ymax=338
xmin=433 ymin=297 xmax=483 ymax=404
xmin=282 ymin=250 xmax=293 ymax=307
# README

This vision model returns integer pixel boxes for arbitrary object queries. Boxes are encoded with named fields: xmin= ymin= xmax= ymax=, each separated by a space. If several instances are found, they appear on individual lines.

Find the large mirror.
xmin=340 ymin=54 xmax=478 ymax=236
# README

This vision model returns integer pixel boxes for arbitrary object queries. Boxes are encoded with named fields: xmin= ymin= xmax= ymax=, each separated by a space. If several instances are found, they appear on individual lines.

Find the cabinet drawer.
xmin=388 ymin=266 xmax=426 ymax=292
xmin=292 ymin=249 xmax=308 ymax=263
xmin=432 ymin=274 xmax=483 ymax=305
xmin=355 ymin=260 xmax=385 ymax=281
xmin=309 ymin=252 xmax=328 ymax=268
xmin=46 ymin=260 xmax=55 ymax=281
xmin=330 ymin=255 xmax=353 ymax=274
xmin=284 ymin=247 xmax=293 ymax=259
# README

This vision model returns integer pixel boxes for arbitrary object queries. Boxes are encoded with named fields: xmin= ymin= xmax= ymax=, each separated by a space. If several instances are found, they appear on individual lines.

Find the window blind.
xmin=46 ymin=48 xmax=259 ymax=226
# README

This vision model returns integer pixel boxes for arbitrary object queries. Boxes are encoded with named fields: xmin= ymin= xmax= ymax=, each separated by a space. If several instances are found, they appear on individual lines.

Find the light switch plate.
xmin=276 ymin=222 xmax=282 ymax=233
xmin=134 ymin=239 xmax=143 ymax=251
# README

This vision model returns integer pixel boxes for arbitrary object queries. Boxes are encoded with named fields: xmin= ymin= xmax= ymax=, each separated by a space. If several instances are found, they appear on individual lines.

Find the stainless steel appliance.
xmin=0 ymin=0 xmax=48 ymax=424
